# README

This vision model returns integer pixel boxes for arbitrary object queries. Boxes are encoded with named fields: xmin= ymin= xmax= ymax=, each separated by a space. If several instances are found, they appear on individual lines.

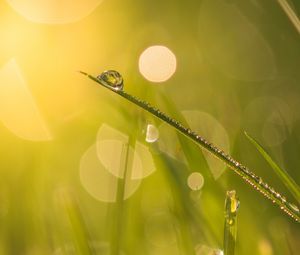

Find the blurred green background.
xmin=0 ymin=0 xmax=300 ymax=254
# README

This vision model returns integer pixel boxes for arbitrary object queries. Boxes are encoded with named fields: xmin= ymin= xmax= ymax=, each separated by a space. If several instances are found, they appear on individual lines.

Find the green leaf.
xmin=245 ymin=131 xmax=300 ymax=204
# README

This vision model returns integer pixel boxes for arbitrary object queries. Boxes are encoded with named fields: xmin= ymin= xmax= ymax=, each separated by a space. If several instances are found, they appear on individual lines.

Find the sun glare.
xmin=5 ymin=0 xmax=104 ymax=24
xmin=139 ymin=45 xmax=177 ymax=83
xmin=0 ymin=59 xmax=52 ymax=141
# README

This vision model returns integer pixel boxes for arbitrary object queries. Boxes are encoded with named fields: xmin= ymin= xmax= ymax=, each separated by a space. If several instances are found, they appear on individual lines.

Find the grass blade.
xmin=276 ymin=0 xmax=300 ymax=35
xmin=110 ymin=141 xmax=132 ymax=255
xmin=223 ymin=190 xmax=239 ymax=255
xmin=80 ymin=71 xmax=300 ymax=223
xmin=244 ymin=131 xmax=300 ymax=204
xmin=59 ymin=189 xmax=95 ymax=255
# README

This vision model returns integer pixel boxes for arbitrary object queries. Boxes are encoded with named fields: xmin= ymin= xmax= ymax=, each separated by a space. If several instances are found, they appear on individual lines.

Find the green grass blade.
xmin=223 ymin=190 xmax=239 ymax=255
xmin=80 ymin=71 xmax=300 ymax=223
xmin=244 ymin=131 xmax=300 ymax=204
xmin=110 ymin=141 xmax=133 ymax=255
xmin=60 ymin=189 xmax=95 ymax=255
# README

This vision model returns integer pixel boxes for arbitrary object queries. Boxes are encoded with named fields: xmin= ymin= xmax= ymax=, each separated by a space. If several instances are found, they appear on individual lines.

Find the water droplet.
xmin=145 ymin=124 xmax=159 ymax=143
xmin=97 ymin=70 xmax=123 ymax=91
xmin=226 ymin=190 xmax=240 ymax=213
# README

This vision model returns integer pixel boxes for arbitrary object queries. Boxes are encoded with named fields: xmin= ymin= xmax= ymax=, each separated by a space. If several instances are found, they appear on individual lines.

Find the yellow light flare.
xmin=97 ymin=124 xmax=156 ymax=179
xmin=139 ymin=45 xmax=177 ymax=83
xmin=5 ymin=0 xmax=103 ymax=24
xmin=79 ymin=144 xmax=141 ymax=203
xmin=0 ymin=59 xmax=52 ymax=141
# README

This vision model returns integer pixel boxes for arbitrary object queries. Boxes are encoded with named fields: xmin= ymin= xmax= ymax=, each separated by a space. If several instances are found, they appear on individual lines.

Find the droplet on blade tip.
xmin=97 ymin=70 xmax=124 ymax=91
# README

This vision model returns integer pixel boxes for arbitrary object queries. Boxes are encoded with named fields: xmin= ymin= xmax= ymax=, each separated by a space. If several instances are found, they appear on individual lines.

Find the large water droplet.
xmin=97 ymin=70 xmax=124 ymax=91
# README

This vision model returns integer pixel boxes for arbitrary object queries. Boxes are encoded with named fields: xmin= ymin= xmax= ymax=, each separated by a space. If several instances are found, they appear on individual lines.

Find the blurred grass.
xmin=223 ymin=190 xmax=239 ymax=255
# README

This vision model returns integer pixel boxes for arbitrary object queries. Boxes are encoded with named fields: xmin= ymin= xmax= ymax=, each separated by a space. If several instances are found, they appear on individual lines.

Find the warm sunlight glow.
xmin=79 ymin=144 xmax=141 ymax=202
xmin=0 ymin=59 xmax=52 ymax=141
xmin=6 ymin=0 xmax=103 ymax=24
xmin=97 ymin=124 xmax=156 ymax=179
xmin=139 ymin=45 xmax=177 ymax=82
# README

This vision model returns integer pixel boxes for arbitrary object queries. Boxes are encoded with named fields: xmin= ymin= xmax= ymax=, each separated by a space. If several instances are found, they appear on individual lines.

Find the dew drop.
xmin=97 ymin=70 xmax=124 ymax=91
xmin=225 ymin=190 xmax=240 ymax=214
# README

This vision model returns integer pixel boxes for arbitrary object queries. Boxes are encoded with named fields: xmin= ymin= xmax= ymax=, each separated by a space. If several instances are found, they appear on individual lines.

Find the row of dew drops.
xmin=95 ymin=70 xmax=300 ymax=222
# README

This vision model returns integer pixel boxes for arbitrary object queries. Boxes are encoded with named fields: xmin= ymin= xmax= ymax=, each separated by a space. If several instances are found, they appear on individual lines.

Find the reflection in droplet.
xmin=187 ymin=172 xmax=204 ymax=191
xmin=183 ymin=111 xmax=230 ymax=179
xmin=79 ymin=144 xmax=141 ymax=202
xmin=96 ymin=124 xmax=156 ymax=179
xmin=199 ymin=0 xmax=276 ymax=81
xmin=145 ymin=211 xmax=178 ymax=247
xmin=146 ymin=124 xmax=159 ymax=143
xmin=6 ymin=0 xmax=103 ymax=24
xmin=97 ymin=70 xmax=124 ymax=91
xmin=226 ymin=190 xmax=240 ymax=214
xmin=0 ymin=59 xmax=52 ymax=141
xmin=139 ymin=45 xmax=177 ymax=83
xmin=195 ymin=244 xmax=224 ymax=255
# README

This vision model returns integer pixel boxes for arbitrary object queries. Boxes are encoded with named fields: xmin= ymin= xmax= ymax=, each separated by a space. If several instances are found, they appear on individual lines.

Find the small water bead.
xmin=97 ymin=70 xmax=124 ymax=91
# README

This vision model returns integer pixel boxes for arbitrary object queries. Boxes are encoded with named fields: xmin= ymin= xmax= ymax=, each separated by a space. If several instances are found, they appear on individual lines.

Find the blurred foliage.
xmin=0 ymin=0 xmax=300 ymax=255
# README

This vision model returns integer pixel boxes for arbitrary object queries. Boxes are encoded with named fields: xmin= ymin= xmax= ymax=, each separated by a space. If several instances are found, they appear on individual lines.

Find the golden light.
xmin=0 ymin=59 xmax=52 ymax=141
xmin=79 ymin=144 xmax=141 ymax=203
xmin=5 ymin=0 xmax=103 ymax=24
xmin=139 ymin=45 xmax=177 ymax=83
xmin=97 ymin=124 xmax=156 ymax=179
